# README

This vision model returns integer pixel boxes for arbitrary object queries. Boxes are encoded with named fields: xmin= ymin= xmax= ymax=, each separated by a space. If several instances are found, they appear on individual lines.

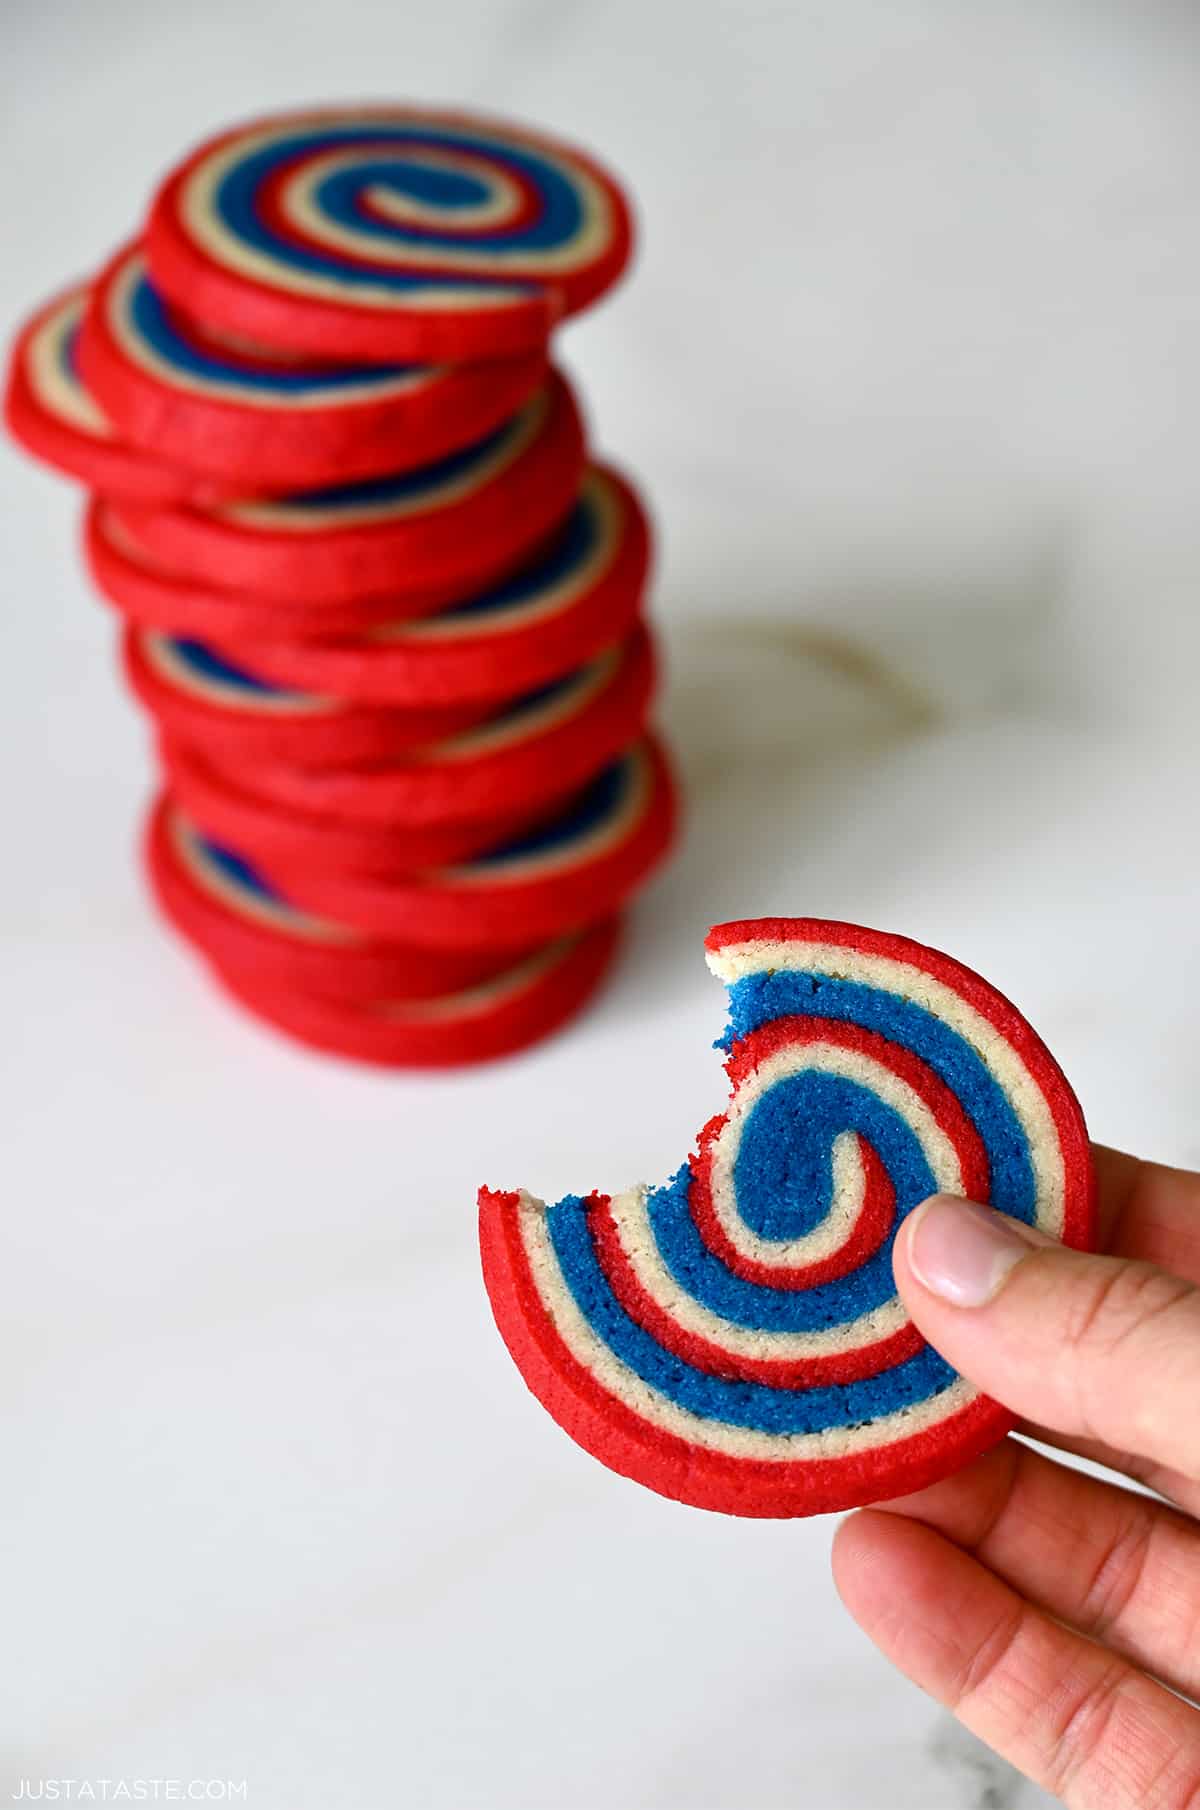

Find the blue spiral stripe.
xmin=198 ymin=833 xmax=284 ymax=903
xmin=547 ymin=1195 xmax=961 ymax=1435
xmin=722 ymin=973 xmax=1037 ymax=1210
xmin=736 ymin=1074 xmax=924 ymax=1241
xmin=312 ymin=155 xmax=579 ymax=251
xmin=215 ymin=127 xmax=583 ymax=292
xmin=168 ymin=638 xmax=288 ymax=698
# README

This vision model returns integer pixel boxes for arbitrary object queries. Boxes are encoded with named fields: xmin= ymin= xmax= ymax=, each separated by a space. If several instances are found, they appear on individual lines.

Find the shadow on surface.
xmin=624 ymin=504 xmax=1079 ymax=1009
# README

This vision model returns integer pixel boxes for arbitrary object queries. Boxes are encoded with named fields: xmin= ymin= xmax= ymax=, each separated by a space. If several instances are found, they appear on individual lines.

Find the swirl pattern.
xmin=147 ymin=108 xmax=634 ymax=360
xmin=479 ymin=918 xmax=1095 ymax=1517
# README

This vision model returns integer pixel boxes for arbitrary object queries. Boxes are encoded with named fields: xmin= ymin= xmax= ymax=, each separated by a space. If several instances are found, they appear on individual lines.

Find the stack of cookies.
xmin=5 ymin=106 xmax=676 ymax=1067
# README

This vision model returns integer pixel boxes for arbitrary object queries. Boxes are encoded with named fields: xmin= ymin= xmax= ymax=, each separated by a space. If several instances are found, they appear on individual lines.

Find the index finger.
xmin=1092 ymin=1145 xmax=1200 ymax=1282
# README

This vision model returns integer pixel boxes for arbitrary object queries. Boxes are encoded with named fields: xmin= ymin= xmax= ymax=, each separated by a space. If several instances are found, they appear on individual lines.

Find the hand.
xmin=832 ymin=1147 xmax=1200 ymax=1809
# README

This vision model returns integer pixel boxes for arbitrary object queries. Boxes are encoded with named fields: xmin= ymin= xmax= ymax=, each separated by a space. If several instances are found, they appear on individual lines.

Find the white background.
xmin=4 ymin=2 xmax=1200 ymax=1805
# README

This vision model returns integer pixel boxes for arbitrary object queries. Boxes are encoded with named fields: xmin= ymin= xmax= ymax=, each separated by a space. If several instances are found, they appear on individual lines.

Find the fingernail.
xmin=905 ymin=1195 xmax=1040 ymax=1307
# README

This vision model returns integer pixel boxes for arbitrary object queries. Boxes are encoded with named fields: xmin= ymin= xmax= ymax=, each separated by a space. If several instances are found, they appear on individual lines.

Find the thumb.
xmin=894 ymin=1195 xmax=1200 ymax=1481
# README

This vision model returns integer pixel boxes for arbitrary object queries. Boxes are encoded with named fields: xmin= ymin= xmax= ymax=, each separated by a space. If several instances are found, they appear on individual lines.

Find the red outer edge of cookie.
xmin=146 ymin=107 xmax=632 ymax=364
xmin=108 ymin=370 xmax=586 ymax=606
xmin=79 ymin=242 xmax=550 ymax=493
xmin=478 ymin=1186 xmax=1018 ymax=1517
xmin=206 ymin=918 xmax=623 ymax=1068
xmin=265 ymin=734 xmax=678 ymax=947
xmin=156 ymin=735 xmax=548 ymax=875
xmin=4 ymin=290 xmax=208 ymax=503
xmin=203 ymin=624 xmax=657 ymax=840
xmin=83 ymin=498 xmax=486 ymax=640
xmin=119 ymin=625 xmax=486 ymax=766
xmin=144 ymin=793 xmax=521 ymax=1002
xmin=231 ymin=464 xmax=652 ymax=706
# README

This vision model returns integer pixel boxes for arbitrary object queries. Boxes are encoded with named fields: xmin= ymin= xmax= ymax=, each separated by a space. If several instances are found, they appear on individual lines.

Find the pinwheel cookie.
xmin=480 ymin=919 xmax=1095 ymax=1517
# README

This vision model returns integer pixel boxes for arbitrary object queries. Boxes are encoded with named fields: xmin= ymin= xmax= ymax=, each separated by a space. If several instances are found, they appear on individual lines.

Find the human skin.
xmin=831 ymin=1147 xmax=1200 ymax=1809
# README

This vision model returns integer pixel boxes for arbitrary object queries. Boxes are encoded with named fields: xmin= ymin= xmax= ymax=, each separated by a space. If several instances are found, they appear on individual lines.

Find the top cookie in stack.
xmin=5 ymin=106 xmax=677 ymax=1068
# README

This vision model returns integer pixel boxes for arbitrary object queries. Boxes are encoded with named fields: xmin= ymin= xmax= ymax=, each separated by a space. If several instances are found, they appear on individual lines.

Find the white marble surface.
xmin=5 ymin=3 xmax=1200 ymax=1805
